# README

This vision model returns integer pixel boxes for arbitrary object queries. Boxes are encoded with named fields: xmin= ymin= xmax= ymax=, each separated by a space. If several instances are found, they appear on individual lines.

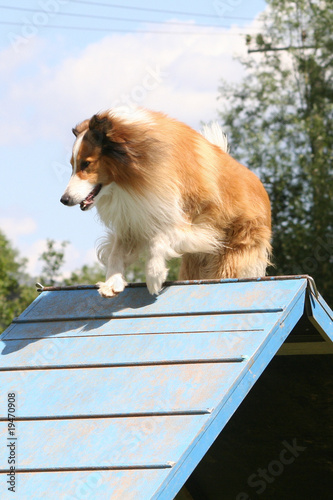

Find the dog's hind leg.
xmin=179 ymin=230 xmax=271 ymax=280
xmin=179 ymin=241 xmax=271 ymax=280
xmin=179 ymin=217 xmax=272 ymax=280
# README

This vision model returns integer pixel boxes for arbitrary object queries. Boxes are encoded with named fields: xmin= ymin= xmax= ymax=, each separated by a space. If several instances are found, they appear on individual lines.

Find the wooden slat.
xmin=307 ymin=292 xmax=333 ymax=342
xmin=277 ymin=341 xmax=333 ymax=355
xmin=16 ymin=280 xmax=304 ymax=322
xmin=0 ymin=469 xmax=170 ymax=500
xmin=1 ymin=312 xmax=280 ymax=341
xmin=0 ymin=363 xmax=246 ymax=418
xmin=0 ymin=415 xmax=208 ymax=470
xmin=0 ymin=326 xmax=277 ymax=370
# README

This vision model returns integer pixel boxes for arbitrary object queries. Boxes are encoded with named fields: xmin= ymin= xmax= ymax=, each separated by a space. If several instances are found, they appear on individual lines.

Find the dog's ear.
xmin=89 ymin=114 xmax=130 ymax=165
xmin=88 ymin=114 xmax=112 ymax=145
xmin=72 ymin=119 xmax=89 ymax=137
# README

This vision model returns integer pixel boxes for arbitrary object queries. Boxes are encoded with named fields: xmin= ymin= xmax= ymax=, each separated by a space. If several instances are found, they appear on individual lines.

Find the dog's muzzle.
xmin=60 ymin=183 xmax=102 ymax=211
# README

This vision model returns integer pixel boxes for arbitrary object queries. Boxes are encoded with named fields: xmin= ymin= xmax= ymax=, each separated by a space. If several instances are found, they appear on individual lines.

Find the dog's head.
xmin=60 ymin=111 xmax=156 ymax=211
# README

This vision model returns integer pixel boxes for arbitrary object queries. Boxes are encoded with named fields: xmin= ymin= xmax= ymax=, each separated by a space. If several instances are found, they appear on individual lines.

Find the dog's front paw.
xmin=146 ymin=267 xmax=168 ymax=295
xmin=97 ymin=274 xmax=127 ymax=298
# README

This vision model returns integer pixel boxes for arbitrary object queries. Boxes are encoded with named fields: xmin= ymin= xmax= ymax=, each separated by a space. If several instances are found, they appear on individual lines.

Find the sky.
xmin=0 ymin=0 xmax=267 ymax=279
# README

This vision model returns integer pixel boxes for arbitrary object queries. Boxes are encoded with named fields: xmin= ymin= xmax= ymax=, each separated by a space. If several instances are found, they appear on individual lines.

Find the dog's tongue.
xmin=80 ymin=198 xmax=94 ymax=211
xmin=80 ymin=184 xmax=102 ymax=211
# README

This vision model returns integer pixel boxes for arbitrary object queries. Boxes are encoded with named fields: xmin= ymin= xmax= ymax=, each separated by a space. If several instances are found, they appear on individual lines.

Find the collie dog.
xmin=60 ymin=108 xmax=271 ymax=297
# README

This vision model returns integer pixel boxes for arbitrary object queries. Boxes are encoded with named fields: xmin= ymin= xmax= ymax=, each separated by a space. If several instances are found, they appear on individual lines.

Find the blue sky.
xmin=0 ymin=0 xmax=266 ymax=279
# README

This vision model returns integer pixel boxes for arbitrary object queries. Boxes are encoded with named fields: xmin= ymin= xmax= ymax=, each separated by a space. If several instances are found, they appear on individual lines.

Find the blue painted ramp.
xmin=0 ymin=276 xmax=332 ymax=499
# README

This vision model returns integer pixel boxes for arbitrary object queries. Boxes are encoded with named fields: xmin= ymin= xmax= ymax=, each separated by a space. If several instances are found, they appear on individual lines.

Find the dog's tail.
xmin=201 ymin=122 xmax=229 ymax=153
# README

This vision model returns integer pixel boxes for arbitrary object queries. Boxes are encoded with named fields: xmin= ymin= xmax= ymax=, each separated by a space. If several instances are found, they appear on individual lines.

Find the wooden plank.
xmin=0 ymin=469 xmax=170 ymax=500
xmin=277 ymin=341 xmax=333 ymax=355
xmin=0 ymin=326 xmax=277 ymax=370
xmin=0 ymin=415 xmax=208 ymax=470
xmin=16 ymin=280 xmax=305 ymax=321
xmin=0 ymin=363 xmax=247 ymax=418
xmin=1 ymin=311 xmax=280 ymax=341
xmin=307 ymin=292 xmax=333 ymax=343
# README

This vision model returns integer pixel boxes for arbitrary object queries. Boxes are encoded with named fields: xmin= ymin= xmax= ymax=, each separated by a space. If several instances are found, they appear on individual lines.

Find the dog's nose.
xmin=60 ymin=194 xmax=70 ymax=205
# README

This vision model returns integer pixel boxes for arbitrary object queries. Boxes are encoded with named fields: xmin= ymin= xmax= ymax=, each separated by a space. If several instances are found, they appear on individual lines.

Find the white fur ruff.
xmin=96 ymin=182 xmax=220 ymax=295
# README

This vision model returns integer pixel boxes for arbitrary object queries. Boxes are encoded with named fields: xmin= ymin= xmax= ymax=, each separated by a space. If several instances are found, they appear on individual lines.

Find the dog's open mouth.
xmin=80 ymin=184 xmax=102 ymax=211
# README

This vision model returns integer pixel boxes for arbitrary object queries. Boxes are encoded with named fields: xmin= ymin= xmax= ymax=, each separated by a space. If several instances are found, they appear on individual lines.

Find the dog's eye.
xmin=80 ymin=160 xmax=90 ymax=171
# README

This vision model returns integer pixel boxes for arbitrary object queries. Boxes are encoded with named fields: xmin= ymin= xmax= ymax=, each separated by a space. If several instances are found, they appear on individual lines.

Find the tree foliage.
xmin=64 ymin=262 xmax=105 ymax=286
xmin=38 ymin=239 xmax=69 ymax=286
xmin=219 ymin=0 xmax=333 ymax=304
xmin=36 ymin=239 xmax=181 ymax=287
xmin=125 ymin=254 xmax=180 ymax=284
xmin=0 ymin=230 xmax=36 ymax=332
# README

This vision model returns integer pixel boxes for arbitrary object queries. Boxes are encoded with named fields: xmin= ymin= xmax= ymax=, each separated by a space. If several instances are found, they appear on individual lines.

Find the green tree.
xmin=38 ymin=239 xmax=69 ymax=286
xmin=64 ymin=262 xmax=105 ymax=286
xmin=0 ymin=230 xmax=36 ymax=332
xmin=37 ymin=239 xmax=103 ymax=287
xmin=64 ymin=255 xmax=181 ymax=286
xmin=218 ymin=0 xmax=333 ymax=304
xmin=126 ymin=255 xmax=180 ymax=283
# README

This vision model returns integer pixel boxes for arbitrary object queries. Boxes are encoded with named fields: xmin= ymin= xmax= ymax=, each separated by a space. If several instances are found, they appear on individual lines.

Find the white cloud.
xmin=0 ymin=216 xmax=37 ymax=242
xmin=0 ymin=37 xmax=44 ymax=75
xmin=0 ymin=22 xmax=255 ymax=146
xmin=22 ymin=238 xmax=47 ymax=276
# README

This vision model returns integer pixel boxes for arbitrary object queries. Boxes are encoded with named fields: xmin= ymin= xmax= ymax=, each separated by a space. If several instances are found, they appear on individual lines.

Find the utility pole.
xmin=246 ymin=31 xmax=316 ymax=53
xmin=248 ymin=45 xmax=317 ymax=53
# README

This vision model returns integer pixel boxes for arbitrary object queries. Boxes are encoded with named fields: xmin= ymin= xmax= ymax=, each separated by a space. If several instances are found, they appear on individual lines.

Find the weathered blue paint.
xmin=307 ymin=290 xmax=333 ymax=342
xmin=14 ymin=280 xmax=296 ymax=321
xmin=0 ymin=276 xmax=332 ymax=500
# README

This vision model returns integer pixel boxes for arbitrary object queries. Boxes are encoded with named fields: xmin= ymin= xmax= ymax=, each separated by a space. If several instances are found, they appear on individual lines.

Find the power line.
xmin=0 ymin=21 xmax=251 ymax=36
xmin=68 ymin=0 xmax=256 ymax=21
xmin=0 ymin=5 xmax=256 ymax=29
